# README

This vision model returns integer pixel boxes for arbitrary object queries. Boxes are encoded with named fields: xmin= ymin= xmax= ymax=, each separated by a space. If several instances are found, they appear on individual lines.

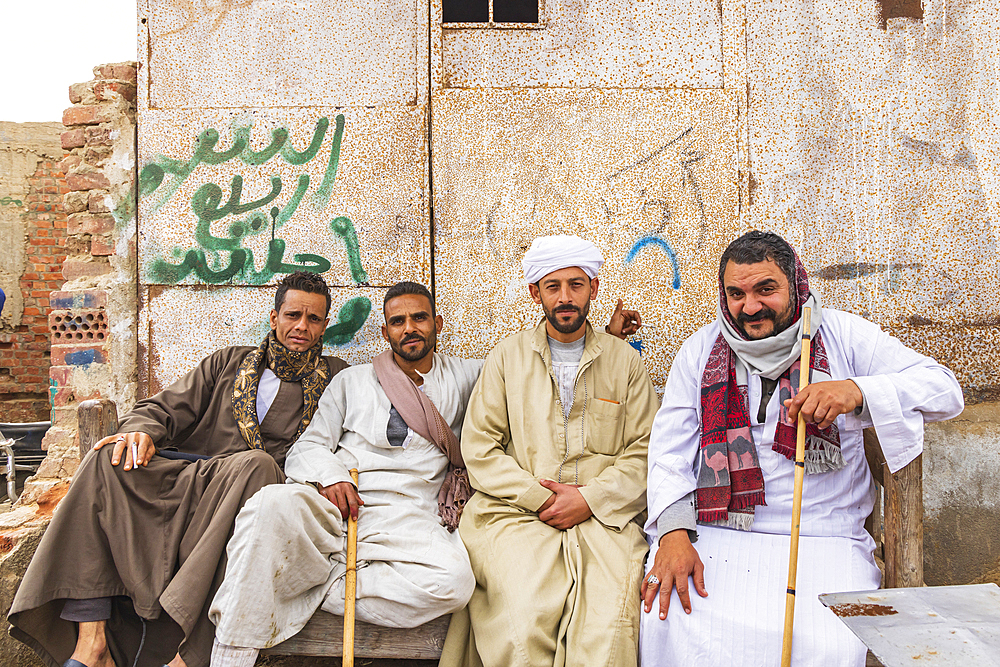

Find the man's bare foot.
xmin=69 ymin=620 xmax=115 ymax=667
xmin=166 ymin=653 xmax=188 ymax=667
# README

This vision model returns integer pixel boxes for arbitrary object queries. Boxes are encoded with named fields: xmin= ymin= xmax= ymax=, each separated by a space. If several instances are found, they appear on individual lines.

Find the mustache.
xmin=400 ymin=334 xmax=425 ymax=344
xmin=737 ymin=308 xmax=777 ymax=324
xmin=554 ymin=306 xmax=581 ymax=314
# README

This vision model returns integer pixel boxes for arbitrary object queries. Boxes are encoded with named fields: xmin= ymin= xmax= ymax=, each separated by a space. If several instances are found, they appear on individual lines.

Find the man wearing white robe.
xmin=207 ymin=282 xmax=481 ymax=665
xmin=640 ymin=231 xmax=964 ymax=667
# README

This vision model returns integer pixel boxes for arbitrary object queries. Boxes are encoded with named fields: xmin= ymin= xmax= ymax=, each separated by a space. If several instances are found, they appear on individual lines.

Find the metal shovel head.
xmin=819 ymin=583 xmax=1000 ymax=667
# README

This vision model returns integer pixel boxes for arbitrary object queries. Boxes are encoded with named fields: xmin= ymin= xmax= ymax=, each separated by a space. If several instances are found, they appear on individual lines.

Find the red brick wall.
xmin=0 ymin=160 xmax=69 ymax=423
xmin=46 ymin=62 xmax=136 ymax=432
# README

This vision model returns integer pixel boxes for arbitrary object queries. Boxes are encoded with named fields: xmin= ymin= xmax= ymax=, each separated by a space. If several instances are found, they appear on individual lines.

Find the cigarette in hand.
xmin=131 ymin=441 xmax=138 ymax=469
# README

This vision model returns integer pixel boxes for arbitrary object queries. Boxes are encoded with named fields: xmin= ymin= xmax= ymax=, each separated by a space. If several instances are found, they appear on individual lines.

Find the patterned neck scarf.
xmin=233 ymin=330 xmax=331 ymax=451
xmin=697 ymin=249 xmax=843 ymax=530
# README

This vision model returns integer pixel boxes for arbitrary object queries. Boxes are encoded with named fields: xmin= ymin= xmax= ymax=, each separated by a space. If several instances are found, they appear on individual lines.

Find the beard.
xmin=543 ymin=301 xmax=590 ymax=335
xmin=737 ymin=300 xmax=796 ymax=340
xmin=389 ymin=331 xmax=435 ymax=362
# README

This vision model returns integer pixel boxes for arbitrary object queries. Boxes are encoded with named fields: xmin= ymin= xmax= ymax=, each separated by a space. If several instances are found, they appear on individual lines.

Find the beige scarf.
xmin=372 ymin=350 xmax=471 ymax=531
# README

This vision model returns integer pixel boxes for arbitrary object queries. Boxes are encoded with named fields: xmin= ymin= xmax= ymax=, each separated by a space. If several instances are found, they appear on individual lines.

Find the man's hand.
xmin=642 ymin=529 xmax=708 ymax=619
xmin=93 ymin=432 xmax=156 ymax=471
xmin=537 ymin=479 xmax=593 ymax=529
xmin=784 ymin=379 xmax=863 ymax=429
xmin=319 ymin=481 xmax=364 ymax=520
xmin=606 ymin=298 xmax=642 ymax=340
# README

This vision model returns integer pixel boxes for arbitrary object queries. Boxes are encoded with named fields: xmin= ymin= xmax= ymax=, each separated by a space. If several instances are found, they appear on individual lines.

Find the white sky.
xmin=1 ymin=2 xmax=137 ymax=123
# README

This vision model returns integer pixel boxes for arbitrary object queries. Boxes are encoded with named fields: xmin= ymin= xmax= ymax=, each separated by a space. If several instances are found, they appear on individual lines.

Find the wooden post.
xmin=77 ymin=399 xmax=119 ymax=459
xmin=781 ymin=308 xmax=812 ymax=667
xmin=883 ymin=454 xmax=923 ymax=588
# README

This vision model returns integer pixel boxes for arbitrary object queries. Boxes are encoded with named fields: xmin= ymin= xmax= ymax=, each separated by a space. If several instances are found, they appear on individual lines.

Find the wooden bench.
xmin=76 ymin=402 xmax=922 ymax=662
xmin=76 ymin=399 xmax=452 ymax=660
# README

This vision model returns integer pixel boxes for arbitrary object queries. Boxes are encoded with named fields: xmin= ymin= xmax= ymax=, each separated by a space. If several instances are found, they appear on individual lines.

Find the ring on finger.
xmin=647 ymin=574 xmax=660 ymax=586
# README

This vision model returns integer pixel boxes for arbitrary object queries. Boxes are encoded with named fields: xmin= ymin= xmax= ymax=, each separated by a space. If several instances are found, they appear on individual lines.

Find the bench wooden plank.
xmin=262 ymin=612 xmax=450 ymax=659
xmin=883 ymin=453 xmax=923 ymax=588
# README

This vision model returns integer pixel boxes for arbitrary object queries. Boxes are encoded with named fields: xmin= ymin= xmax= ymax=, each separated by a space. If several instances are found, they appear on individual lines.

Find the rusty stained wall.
xmin=145 ymin=0 xmax=422 ymax=107
xmin=439 ymin=0 xmax=724 ymax=88
xmin=744 ymin=0 xmax=999 ymax=377
xmin=137 ymin=0 xmax=430 ymax=391
xmin=432 ymin=89 xmax=738 ymax=388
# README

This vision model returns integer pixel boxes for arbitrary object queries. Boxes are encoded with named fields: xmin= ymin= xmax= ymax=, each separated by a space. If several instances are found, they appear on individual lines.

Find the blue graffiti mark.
xmin=628 ymin=339 xmax=644 ymax=354
xmin=625 ymin=236 xmax=681 ymax=289
xmin=65 ymin=349 xmax=101 ymax=366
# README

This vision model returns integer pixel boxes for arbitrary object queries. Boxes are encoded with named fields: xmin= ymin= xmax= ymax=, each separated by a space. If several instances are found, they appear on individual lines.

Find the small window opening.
xmin=443 ymin=0 xmax=542 ymax=28
xmin=878 ymin=0 xmax=922 ymax=29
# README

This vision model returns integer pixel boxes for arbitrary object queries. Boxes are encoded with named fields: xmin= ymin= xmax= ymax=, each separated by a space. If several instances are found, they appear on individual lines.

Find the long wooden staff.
xmin=781 ymin=307 xmax=811 ymax=667
xmin=344 ymin=468 xmax=360 ymax=667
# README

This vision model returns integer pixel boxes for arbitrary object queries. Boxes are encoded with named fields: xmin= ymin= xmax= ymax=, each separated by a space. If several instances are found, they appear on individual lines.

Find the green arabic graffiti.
xmin=141 ymin=113 xmax=371 ymax=346
xmin=0 ymin=196 xmax=24 ymax=206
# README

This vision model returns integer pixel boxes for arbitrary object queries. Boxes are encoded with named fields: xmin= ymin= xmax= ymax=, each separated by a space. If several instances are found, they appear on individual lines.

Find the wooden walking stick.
xmin=781 ymin=307 xmax=812 ymax=667
xmin=344 ymin=468 xmax=360 ymax=667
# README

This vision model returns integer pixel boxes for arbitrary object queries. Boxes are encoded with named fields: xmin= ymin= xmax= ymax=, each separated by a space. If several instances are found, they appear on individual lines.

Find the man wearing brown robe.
xmin=8 ymin=271 xmax=349 ymax=667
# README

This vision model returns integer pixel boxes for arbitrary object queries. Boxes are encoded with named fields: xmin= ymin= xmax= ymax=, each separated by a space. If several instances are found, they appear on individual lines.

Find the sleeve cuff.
xmin=519 ymin=481 xmax=554 ymax=512
xmin=656 ymin=492 xmax=698 ymax=544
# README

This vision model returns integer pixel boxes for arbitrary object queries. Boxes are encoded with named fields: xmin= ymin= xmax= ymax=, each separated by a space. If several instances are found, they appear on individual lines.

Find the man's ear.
xmin=380 ymin=324 xmax=390 ymax=344
xmin=528 ymin=282 xmax=542 ymax=305
xmin=589 ymin=277 xmax=599 ymax=300
xmin=269 ymin=309 xmax=278 ymax=330
xmin=435 ymin=313 xmax=444 ymax=334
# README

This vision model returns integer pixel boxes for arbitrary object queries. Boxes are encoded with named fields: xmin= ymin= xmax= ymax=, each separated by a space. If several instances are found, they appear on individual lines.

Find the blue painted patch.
xmin=65 ymin=349 xmax=100 ymax=366
xmin=625 ymin=236 xmax=681 ymax=289
xmin=628 ymin=339 xmax=644 ymax=354
xmin=50 ymin=293 xmax=99 ymax=310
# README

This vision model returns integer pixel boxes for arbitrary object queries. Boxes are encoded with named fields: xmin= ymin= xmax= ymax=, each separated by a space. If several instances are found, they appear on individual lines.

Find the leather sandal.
xmin=63 ymin=660 xmax=92 ymax=667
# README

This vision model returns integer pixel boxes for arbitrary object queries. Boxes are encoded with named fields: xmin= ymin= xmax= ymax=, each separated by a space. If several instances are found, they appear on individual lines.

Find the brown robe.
xmin=8 ymin=346 xmax=348 ymax=667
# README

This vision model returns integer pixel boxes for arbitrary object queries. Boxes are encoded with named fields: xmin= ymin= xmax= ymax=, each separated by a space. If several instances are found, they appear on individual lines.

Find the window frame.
xmin=441 ymin=0 xmax=547 ymax=30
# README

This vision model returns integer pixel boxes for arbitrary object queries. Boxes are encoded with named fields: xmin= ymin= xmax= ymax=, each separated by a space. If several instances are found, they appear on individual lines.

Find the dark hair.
xmin=275 ymin=271 xmax=332 ymax=317
xmin=383 ymin=281 xmax=435 ymax=315
xmin=718 ymin=231 xmax=796 ymax=285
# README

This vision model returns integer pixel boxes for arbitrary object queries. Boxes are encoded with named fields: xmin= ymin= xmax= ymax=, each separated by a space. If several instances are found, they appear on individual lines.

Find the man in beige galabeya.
xmin=441 ymin=234 xmax=659 ymax=667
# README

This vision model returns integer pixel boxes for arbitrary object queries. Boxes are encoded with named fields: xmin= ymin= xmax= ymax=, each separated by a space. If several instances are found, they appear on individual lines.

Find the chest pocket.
xmin=586 ymin=398 xmax=625 ymax=455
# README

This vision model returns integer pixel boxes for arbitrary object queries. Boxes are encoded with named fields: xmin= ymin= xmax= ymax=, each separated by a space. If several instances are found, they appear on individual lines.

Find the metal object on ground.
xmin=0 ymin=422 xmax=50 ymax=502
xmin=820 ymin=584 xmax=1000 ymax=667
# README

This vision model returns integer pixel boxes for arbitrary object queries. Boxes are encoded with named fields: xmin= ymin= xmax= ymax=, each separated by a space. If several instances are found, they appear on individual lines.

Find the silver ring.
xmin=116 ymin=435 xmax=125 ymax=441
xmin=647 ymin=574 xmax=660 ymax=586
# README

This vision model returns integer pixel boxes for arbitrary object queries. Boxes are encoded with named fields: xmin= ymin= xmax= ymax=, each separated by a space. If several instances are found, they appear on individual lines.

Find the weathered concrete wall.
xmin=739 ymin=0 xmax=1000 ymax=586
xmin=136 ymin=0 xmax=430 ymax=393
xmin=431 ymin=88 xmax=738 ymax=389
xmin=0 ymin=122 xmax=67 ymax=422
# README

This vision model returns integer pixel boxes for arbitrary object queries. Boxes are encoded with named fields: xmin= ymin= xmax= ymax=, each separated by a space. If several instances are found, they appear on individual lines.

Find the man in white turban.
xmin=440 ymin=235 xmax=659 ymax=667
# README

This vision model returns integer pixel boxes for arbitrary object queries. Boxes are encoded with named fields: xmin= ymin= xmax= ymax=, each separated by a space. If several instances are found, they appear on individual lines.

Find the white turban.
xmin=521 ymin=235 xmax=604 ymax=284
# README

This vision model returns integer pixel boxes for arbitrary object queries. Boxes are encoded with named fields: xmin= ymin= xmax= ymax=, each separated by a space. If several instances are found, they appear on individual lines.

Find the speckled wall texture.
xmin=138 ymin=0 xmax=1000 ymax=581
